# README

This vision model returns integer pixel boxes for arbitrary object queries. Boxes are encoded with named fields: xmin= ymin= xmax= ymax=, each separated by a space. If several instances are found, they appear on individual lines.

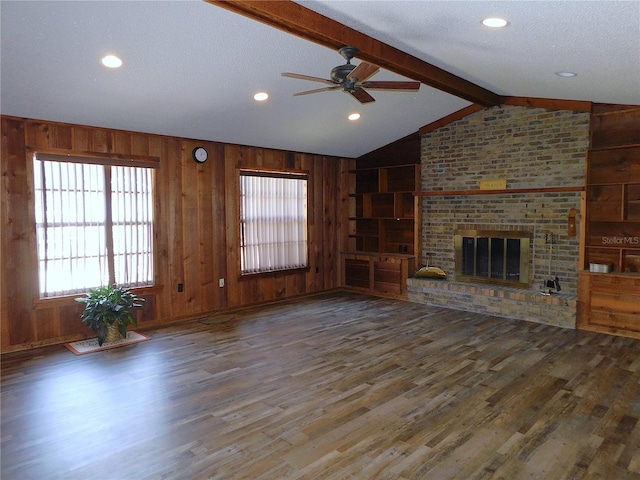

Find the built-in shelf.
xmin=348 ymin=163 xmax=420 ymax=257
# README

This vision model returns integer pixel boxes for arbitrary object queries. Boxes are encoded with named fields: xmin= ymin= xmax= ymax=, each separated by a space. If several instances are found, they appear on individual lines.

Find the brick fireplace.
xmin=408 ymin=104 xmax=590 ymax=328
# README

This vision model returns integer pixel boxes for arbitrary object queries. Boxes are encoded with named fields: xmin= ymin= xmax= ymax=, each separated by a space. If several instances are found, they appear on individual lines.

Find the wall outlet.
xmin=177 ymin=283 xmax=184 ymax=292
xmin=218 ymin=278 xmax=225 ymax=288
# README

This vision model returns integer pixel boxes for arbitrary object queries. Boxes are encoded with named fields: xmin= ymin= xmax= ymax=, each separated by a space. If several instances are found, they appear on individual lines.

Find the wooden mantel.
xmin=415 ymin=186 xmax=585 ymax=196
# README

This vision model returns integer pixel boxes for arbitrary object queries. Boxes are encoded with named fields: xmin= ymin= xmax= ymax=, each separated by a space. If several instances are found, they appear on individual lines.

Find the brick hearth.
xmin=407 ymin=278 xmax=577 ymax=328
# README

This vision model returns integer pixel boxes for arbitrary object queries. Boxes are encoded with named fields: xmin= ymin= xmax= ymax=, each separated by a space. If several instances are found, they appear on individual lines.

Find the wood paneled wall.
xmin=1 ymin=116 xmax=352 ymax=352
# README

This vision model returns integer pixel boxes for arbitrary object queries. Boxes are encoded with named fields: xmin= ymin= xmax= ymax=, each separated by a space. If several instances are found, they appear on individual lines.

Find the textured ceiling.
xmin=1 ymin=1 xmax=638 ymax=158
xmin=301 ymin=0 xmax=640 ymax=104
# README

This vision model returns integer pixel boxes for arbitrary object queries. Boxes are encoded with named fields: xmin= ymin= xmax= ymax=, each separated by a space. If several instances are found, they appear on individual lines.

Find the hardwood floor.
xmin=2 ymin=291 xmax=639 ymax=480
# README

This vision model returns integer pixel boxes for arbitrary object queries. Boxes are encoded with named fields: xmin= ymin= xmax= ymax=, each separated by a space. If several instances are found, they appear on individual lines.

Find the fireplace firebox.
xmin=454 ymin=230 xmax=530 ymax=289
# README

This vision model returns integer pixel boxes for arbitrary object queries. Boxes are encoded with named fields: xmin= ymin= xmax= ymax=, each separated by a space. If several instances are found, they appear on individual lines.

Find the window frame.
xmin=238 ymin=168 xmax=310 ymax=277
xmin=31 ymin=151 xmax=159 ymax=299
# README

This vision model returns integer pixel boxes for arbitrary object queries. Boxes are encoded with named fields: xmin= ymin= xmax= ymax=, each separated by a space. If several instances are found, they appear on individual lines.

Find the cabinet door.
xmin=588 ymin=275 xmax=640 ymax=332
xmin=344 ymin=259 xmax=370 ymax=288
xmin=373 ymin=259 xmax=402 ymax=295
xmin=578 ymin=272 xmax=640 ymax=338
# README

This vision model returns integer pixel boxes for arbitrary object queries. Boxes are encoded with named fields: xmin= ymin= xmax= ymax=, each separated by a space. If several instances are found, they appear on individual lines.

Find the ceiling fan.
xmin=282 ymin=46 xmax=420 ymax=104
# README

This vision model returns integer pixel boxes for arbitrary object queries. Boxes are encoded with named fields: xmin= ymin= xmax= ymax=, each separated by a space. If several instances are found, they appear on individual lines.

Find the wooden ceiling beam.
xmin=419 ymin=104 xmax=484 ymax=135
xmin=206 ymin=0 xmax=503 ymax=107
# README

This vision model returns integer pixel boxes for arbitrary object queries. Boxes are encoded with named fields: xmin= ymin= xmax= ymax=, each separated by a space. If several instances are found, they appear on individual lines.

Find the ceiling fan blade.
xmin=347 ymin=62 xmax=380 ymax=82
xmin=349 ymin=88 xmax=376 ymax=104
xmin=293 ymin=86 xmax=341 ymax=96
xmin=281 ymin=72 xmax=335 ymax=85
xmin=362 ymin=81 xmax=421 ymax=91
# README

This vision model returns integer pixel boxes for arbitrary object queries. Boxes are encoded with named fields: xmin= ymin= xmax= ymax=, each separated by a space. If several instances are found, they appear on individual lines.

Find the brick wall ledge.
xmin=406 ymin=277 xmax=577 ymax=329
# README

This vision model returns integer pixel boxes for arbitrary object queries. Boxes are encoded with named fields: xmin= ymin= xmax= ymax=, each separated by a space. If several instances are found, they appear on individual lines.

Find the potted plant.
xmin=76 ymin=284 xmax=144 ymax=346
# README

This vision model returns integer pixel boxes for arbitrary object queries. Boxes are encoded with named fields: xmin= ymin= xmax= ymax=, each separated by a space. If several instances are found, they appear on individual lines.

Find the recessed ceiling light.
xmin=101 ymin=55 xmax=122 ymax=68
xmin=555 ymin=71 xmax=577 ymax=78
xmin=254 ymin=92 xmax=269 ymax=101
xmin=482 ymin=17 xmax=508 ymax=28
xmin=348 ymin=113 xmax=360 ymax=121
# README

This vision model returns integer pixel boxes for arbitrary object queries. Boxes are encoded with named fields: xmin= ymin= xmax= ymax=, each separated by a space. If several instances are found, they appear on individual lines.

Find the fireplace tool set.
xmin=542 ymin=232 xmax=561 ymax=294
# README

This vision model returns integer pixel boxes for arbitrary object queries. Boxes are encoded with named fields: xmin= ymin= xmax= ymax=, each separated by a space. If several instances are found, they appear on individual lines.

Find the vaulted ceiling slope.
xmin=1 ymin=1 xmax=638 ymax=158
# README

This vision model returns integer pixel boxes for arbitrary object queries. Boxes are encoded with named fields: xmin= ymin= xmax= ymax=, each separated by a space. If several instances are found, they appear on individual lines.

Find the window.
xmin=239 ymin=170 xmax=308 ymax=274
xmin=33 ymin=154 xmax=155 ymax=297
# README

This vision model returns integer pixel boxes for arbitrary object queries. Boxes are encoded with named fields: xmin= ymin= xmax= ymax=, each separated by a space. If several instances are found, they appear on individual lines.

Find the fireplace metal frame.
xmin=454 ymin=229 xmax=531 ymax=289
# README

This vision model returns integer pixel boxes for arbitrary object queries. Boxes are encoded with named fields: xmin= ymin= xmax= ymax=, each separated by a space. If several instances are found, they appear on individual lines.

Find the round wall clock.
xmin=192 ymin=146 xmax=208 ymax=163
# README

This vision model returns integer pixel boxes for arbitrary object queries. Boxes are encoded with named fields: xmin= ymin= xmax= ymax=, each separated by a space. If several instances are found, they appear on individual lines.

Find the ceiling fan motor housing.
xmin=331 ymin=63 xmax=356 ymax=85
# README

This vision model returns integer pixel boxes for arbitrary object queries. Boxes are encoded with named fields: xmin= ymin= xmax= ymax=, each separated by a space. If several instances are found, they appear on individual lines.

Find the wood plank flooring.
xmin=2 ymin=291 xmax=640 ymax=479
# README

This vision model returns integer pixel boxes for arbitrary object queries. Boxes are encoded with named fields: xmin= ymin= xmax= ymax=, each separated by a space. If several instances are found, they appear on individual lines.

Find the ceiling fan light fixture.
xmin=348 ymin=113 xmax=361 ymax=121
xmin=253 ymin=92 xmax=269 ymax=101
xmin=283 ymin=46 xmax=420 ymax=104
xmin=101 ymin=54 xmax=122 ymax=68
xmin=482 ymin=17 xmax=508 ymax=28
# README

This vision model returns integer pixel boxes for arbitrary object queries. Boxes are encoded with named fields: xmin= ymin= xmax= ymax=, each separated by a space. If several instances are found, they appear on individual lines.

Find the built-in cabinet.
xmin=343 ymin=134 xmax=420 ymax=298
xmin=343 ymin=252 xmax=415 ymax=297
xmin=578 ymin=272 xmax=640 ymax=336
xmin=584 ymin=145 xmax=640 ymax=273
xmin=578 ymin=105 xmax=640 ymax=337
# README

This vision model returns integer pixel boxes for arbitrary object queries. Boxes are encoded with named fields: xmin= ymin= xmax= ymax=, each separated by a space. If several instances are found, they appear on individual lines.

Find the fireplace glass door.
xmin=456 ymin=230 xmax=530 ymax=288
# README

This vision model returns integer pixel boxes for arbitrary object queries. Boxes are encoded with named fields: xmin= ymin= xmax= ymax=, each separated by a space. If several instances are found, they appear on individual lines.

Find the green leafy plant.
xmin=76 ymin=285 xmax=144 ymax=346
